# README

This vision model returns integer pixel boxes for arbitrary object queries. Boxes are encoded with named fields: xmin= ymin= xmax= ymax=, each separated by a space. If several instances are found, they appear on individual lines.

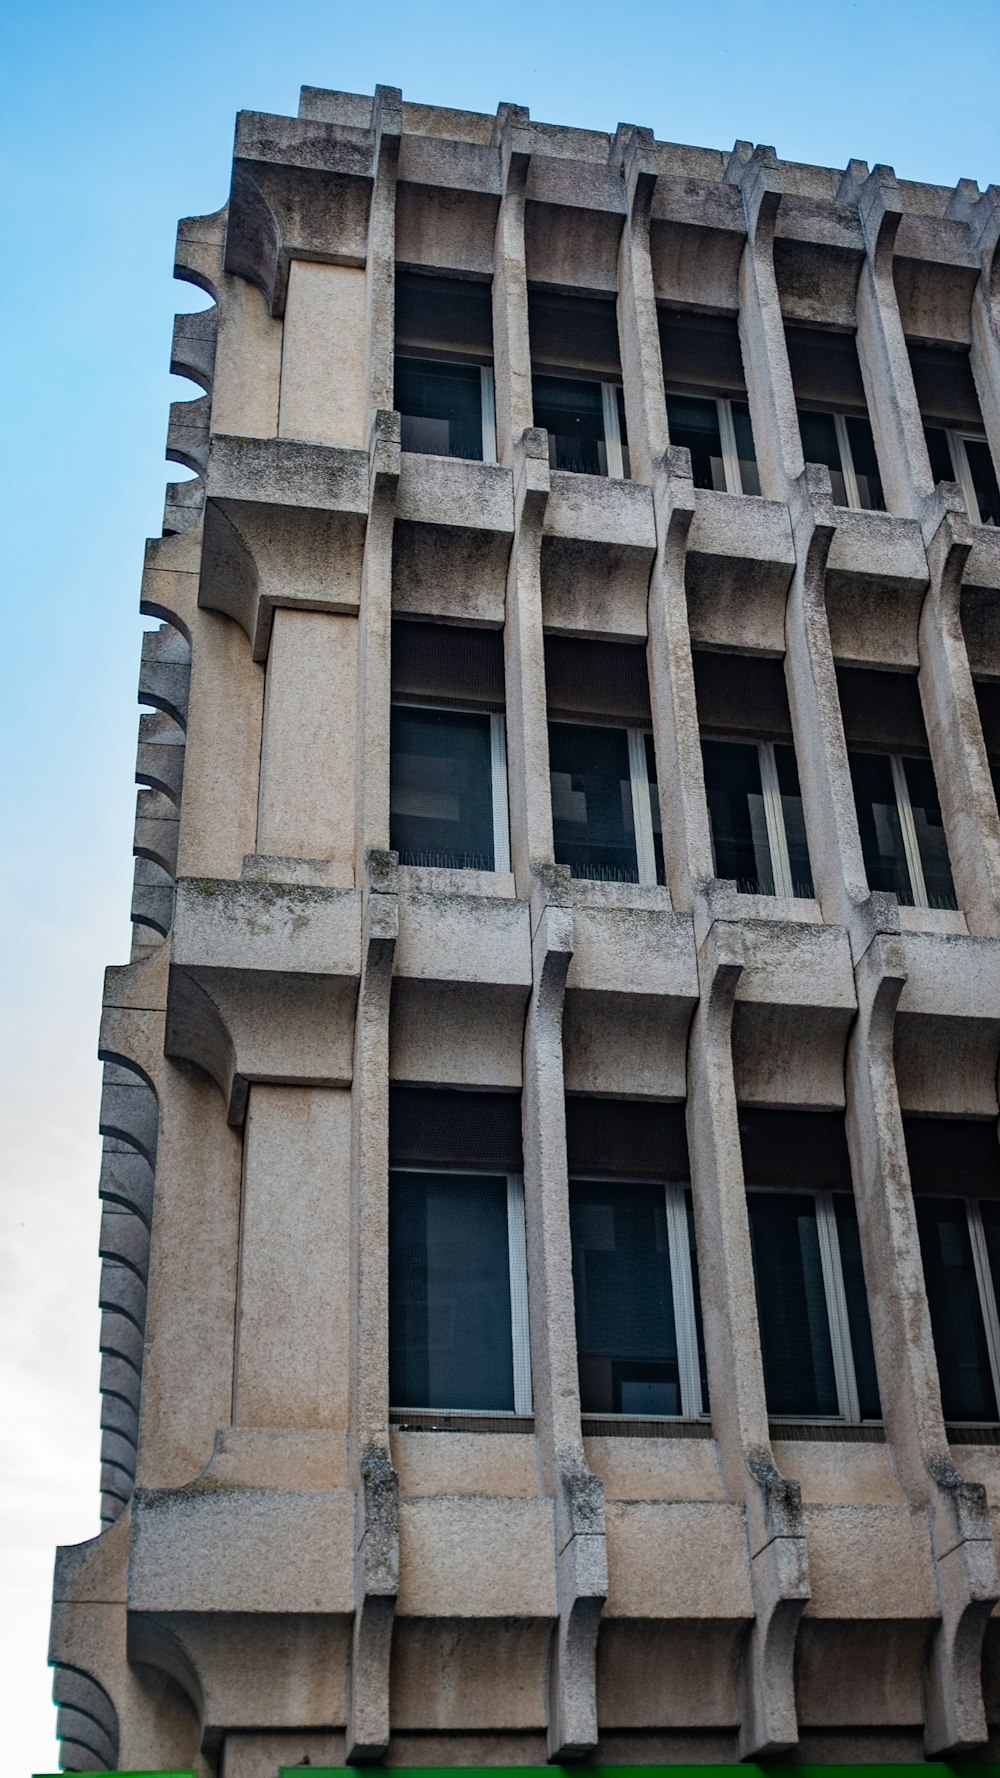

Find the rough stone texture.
xmin=48 ymin=81 xmax=1000 ymax=1774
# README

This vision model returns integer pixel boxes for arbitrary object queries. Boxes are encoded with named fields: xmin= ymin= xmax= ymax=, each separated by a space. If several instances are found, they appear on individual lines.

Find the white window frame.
xmin=600 ymin=382 xmax=626 ymax=480
xmin=480 ymin=366 xmax=498 ymax=466
xmin=548 ymin=719 xmax=661 ymax=889
xmin=704 ymin=735 xmax=799 ymax=900
xmin=751 ymin=1185 xmax=873 ymax=1425
xmin=888 ymin=753 xmax=929 ymax=909
xmin=390 ymin=1166 xmax=532 ymax=1417
xmin=396 ymin=353 xmax=497 ymax=465
xmin=391 ymin=700 xmax=510 ymax=874
xmin=958 ymin=1198 xmax=1000 ymax=1416
xmin=831 ymin=412 xmax=863 ymax=510
xmin=665 ymin=389 xmax=754 ymax=497
xmin=573 ymin=1174 xmax=705 ymax=1421
xmin=945 ymin=430 xmax=993 ymax=528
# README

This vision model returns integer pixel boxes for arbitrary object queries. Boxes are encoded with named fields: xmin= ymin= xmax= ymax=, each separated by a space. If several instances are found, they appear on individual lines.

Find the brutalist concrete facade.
xmin=49 ymin=84 xmax=1000 ymax=1773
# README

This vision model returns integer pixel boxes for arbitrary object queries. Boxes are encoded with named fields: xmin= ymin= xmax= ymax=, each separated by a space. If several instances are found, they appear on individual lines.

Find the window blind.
xmin=836 ymin=665 xmax=928 ymax=755
xmin=739 ymin=1108 xmax=853 ymax=1191
xmin=903 ymin=1116 xmax=1000 ymax=1198
xmin=545 ymin=636 xmax=652 ymax=725
xmin=907 ymin=342 xmax=982 ymax=429
xmin=785 ymin=325 xmax=867 ymax=414
xmin=658 ymin=309 xmax=746 ymax=395
xmin=528 ymin=289 xmax=621 ymax=375
xmin=565 ymin=1096 xmax=690 ymax=1182
xmin=395 ymin=270 xmax=493 ymax=357
xmin=389 ymin=1086 xmax=523 ymax=1172
xmin=392 ymin=620 xmax=505 ymax=711
xmin=693 ymin=651 xmax=793 ymax=741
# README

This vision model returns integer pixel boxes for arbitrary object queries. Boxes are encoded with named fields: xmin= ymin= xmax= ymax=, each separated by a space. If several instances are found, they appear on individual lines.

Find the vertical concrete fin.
xmin=347 ymin=849 xmax=399 ymax=1763
xmin=522 ymin=865 xmax=607 ymax=1761
xmin=504 ymin=428 xmax=553 ymax=894
xmin=847 ymin=935 xmax=999 ymax=1754
xmin=727 ymin=145 xmax=801 ymax=499
xmin=647 ymin=453 xmax=705 ymax=905
xmin=687 ymin=920 xmax=809 ymax=1758
xmin=492 ymin=104 xmax=534 ymax=466
xmin=616 ymin=125 xmax=668 ymax=483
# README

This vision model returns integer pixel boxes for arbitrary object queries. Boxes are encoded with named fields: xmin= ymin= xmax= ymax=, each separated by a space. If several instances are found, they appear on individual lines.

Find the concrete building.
xmin=48 ymin=82 xmax=1000 ymax=1773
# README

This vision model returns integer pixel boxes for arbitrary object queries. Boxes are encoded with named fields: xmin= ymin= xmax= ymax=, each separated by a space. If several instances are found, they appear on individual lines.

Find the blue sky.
xmin=2 ymin=1 xmax=999 ymax=1769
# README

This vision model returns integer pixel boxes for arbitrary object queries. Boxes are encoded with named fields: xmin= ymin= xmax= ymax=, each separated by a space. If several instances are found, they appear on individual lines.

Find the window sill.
xmin=390 ymin=1409 xmax=534 ymax=1433
xmin=946 ymin=1422 xmax=1000 ymax=1444
xmin=898 ymin=904 xmax=968 ymax=936
xmin=582 ymin=1416 xmax=713 ymax=1439
xmin=770 ymin=1420 xmax=885 ymax=1442
xmin=568 ymin=878 xmax=673 ymax=912
xmin=708 ymin=883 xmax=823 ymax=925
xmin=397 ymin=863 xmax=516 ymax=900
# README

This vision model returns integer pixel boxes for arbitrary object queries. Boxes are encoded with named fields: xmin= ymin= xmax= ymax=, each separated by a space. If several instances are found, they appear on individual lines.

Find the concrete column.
xmin=134 ymin=1063 xmax=243 ymax=1485
xmin=727 ymin=144 xmax=802 ymax=502
xmin=614 ymin=126 xmax=669 ymax=487
xmin=645 ymin=453 xmax=712 ymax=908
xmin=686 ymin=920 xmax=809 ymax=1757
xmin=346 ymin=849 xmax=399 ymax=1763
xmin=233 ymin=1085 xmax=351 ymax=1429
xmin=354 ymin=411 xmax=400 ymax=874
xmin=491 ymin=104 xmax=535 ymax=470
xmin=257 ymin=610 xmax=357 ymax=867
xmin=846 ymin=162 xmax=935 ymax=519
xmin=504 ymin=429 xmax=554 ymax=895
xmin=522 ymin=866 xmax=606 ymax=1759
xmin=362 ymin=87 xmax=402 ymax=436
xmin=728 ymin=148 xmax=880 ymax=953
xmin=950 ymin=182 xmax=1000 ymax=510
xmin=918 ymin=509 xmax=1000 ymax=934
xmin=846 ymin=936 xmax=999 ymax=1754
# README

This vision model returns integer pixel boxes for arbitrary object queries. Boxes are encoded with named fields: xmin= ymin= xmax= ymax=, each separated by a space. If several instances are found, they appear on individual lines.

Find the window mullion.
xmin=890 ymin=753 xmax=929 ymax=908
xmin=717 ymin=397 xmax=741 ymax=495
xmin=481 ymin=366 xmax=497 ymax=466
xmin=665 ymin=1182 xmax=703 ymax=1418
xmin=815 ymin=1190 xmax=861 ymax=1423
xmin=833 ymin=412 xmax=861 ymax=510
xmin=948 ymin=430 xmax=981 ymax=525
xmin=490 ymin=714 xmax=511 ymax=873
xmin=627 ymin=728 xmax=658 ymax=886
xmin=966 ymin=1198 xmax=1000 ymax=1415
xmin=601 ymin=383 xmax=625 ymax=480
xmin=506 ymin=1173 xmax=533 ymax=1415
xmin=758 ymin=741 xmax=795 ymax=899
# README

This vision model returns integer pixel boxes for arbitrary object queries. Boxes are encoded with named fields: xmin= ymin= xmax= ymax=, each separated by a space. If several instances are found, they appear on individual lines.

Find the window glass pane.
xmin=834 ymin=1197 xmax=882 ymax=1420
xmin=643 ymin=731 xmax=665 ymax=885
xmin=687 ymin=1192 xmax=710 ymax=1410
xmin=844 ymin=415 xmax=886 ymax=512
xmin=389 ymin=1171 xmax=514 ymax=1411
xmin=390 ymin=706 xmax=494 ymax=869
xmin=549 ymin=721 xmax=638 ymax=882
xmin=848 ymin=748 xmax=912 ymax=903
xmin=902 ymin=755 xmax=957 ymax=910
xmin=570 ymin=1178 xmax=681 ymax=1415
xmin=964 ymin=439 xmax=1000 ymax=528
xmin=924 ymin=424 xmax=956 ymax=486
xmin=732 ymin=399 xmax=761 ymax=496
xmin=915 ymin=1196 xmax=997 ymax=1422
xmin=666 ymin=392 xmax=726 ymax=492
xmin=980 ymin=1200 xmax=1000 ymax=1322
xmin=774 ymin=743 xmax=814 ymax=897
xmin=395 ymin=357 xmax=484 ymax=460
xmin=797 ymin=409 xmax=848 ymax=505
xmin=701 ymin=737 xmax=774 ymax=893
xmin=616 ymin=386 xmax=631 ymax=480
xmin=532 ymin=374 xmax=606 ymax=475
xmin=748 ymin=1191 xmax=838 ymax=1416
